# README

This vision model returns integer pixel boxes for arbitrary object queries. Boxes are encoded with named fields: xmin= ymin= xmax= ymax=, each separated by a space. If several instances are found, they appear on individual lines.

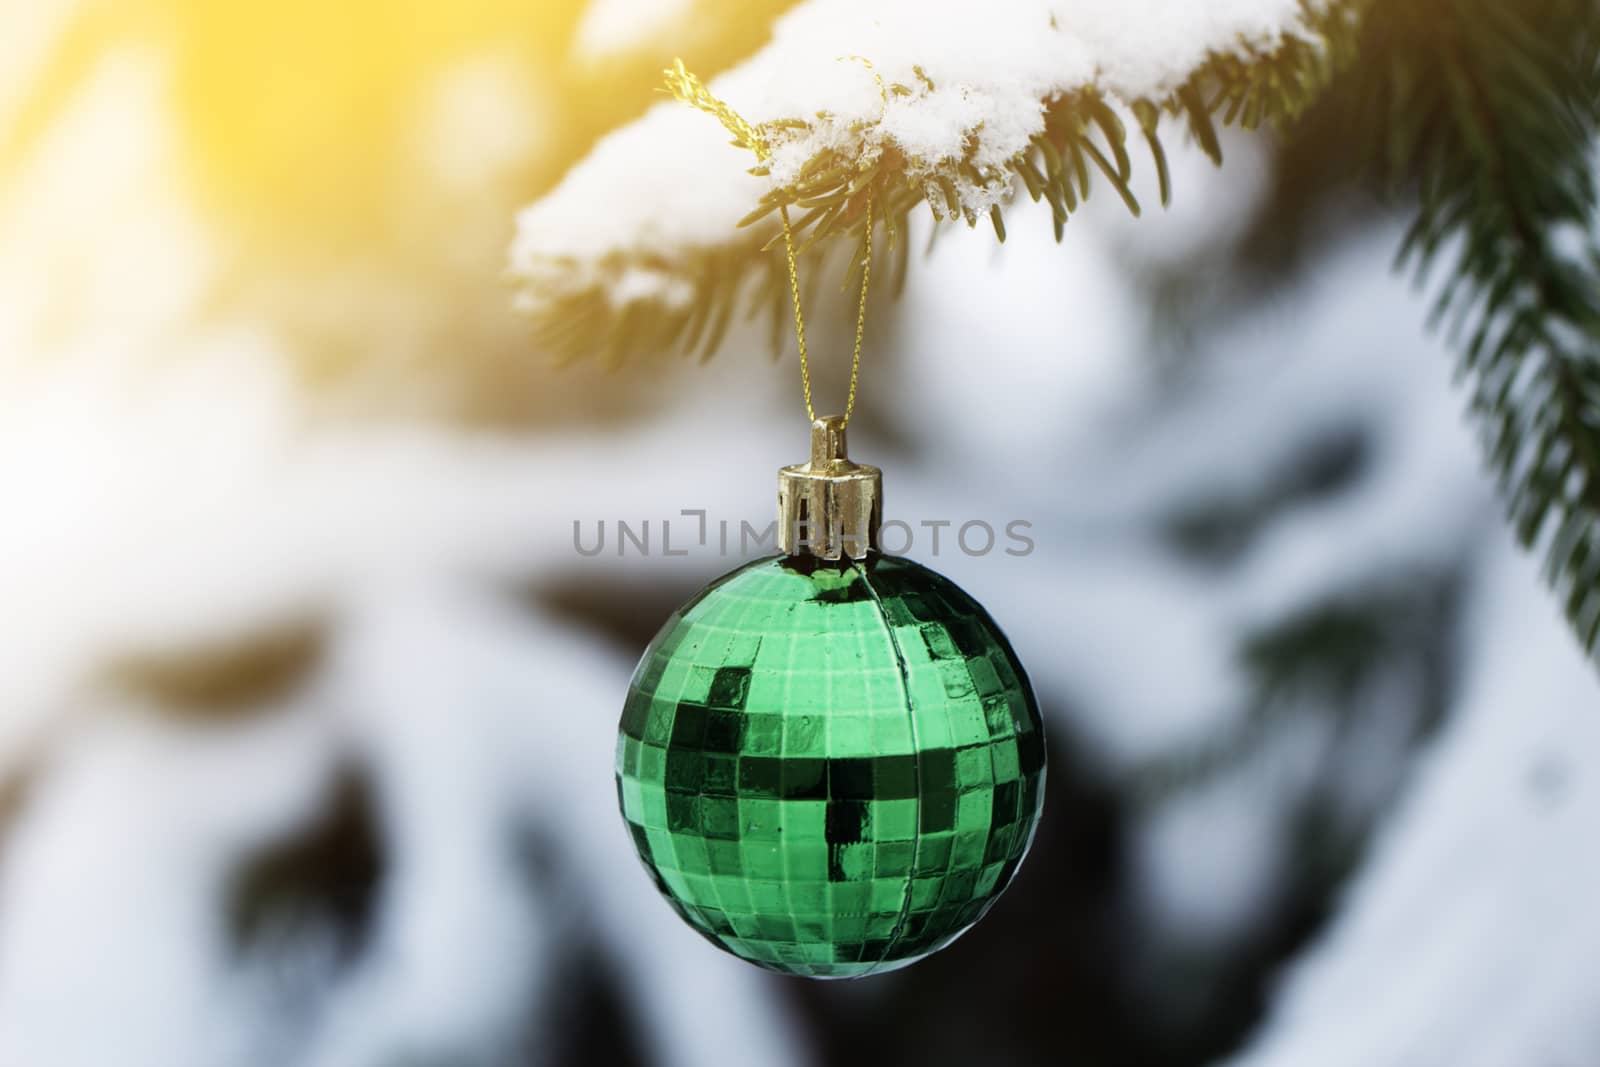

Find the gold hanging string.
xmin=788 ymin=197 xmax=872 ymax=424
xmin=665 ymin=60 xmax=876 ymax=427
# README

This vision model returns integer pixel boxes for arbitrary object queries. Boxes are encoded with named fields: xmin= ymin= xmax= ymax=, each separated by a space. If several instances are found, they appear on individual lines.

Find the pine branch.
xmin=1349 ymin=0 xmax=1600 ymax=659
xmin=509 ymin=1 xmax=1363 ymax=367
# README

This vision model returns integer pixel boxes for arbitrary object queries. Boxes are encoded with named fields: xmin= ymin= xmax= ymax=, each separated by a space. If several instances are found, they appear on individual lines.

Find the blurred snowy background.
xmin=3 ymin=3 xmax=1599 ymax=1067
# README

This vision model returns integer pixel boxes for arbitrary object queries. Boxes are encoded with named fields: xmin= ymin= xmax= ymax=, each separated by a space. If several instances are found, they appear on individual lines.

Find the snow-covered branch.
xmin=508 ymin=0 xmax=1356 ymax=365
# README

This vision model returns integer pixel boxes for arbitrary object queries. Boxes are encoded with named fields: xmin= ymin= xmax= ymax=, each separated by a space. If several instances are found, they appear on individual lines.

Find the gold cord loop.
xmin=788 ymin=197 xmax=872 ymax=425
xmin=666 ymin=60 xmax=876 ymax=427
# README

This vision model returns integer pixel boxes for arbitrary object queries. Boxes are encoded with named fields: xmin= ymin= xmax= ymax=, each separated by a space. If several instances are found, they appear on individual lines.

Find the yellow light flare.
xmin=166 ymin=0 xmax=577 ymax=245
xmin=0 ymin=0 xmax=800 ymax=421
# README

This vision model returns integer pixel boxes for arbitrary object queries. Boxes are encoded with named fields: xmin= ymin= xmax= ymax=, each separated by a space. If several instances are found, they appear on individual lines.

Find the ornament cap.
xmin=778 ymin=415 xmax=882 ymax=560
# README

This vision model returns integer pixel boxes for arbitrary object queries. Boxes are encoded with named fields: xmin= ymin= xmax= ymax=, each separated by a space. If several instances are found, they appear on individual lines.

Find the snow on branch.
xmin=509 ymin=0 xmax=1360 ymax=366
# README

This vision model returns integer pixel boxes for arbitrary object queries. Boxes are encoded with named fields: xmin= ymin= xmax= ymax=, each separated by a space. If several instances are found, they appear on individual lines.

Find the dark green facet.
xmin=615 ymin=554 xmax=1046 ymax=979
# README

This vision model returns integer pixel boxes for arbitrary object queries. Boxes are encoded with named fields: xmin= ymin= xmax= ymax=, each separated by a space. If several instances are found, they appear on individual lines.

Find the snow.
xmin=510 ymin=0 xmax=1327 ymax=314
xmin=0 ymin=706 xmax=339 ymax=1067
xmin=725 ymin=0 xmax=1317 ymax=184
xmin=1227 ymin=539 xmax=1600 ymax=1067
xmin=506 ymin=100 xmax=761 ymax=316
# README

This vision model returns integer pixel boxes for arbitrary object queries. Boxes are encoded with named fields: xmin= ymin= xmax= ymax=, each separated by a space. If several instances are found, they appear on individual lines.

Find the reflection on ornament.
xmin=615 ymin=419 xmax=1046 ymax=977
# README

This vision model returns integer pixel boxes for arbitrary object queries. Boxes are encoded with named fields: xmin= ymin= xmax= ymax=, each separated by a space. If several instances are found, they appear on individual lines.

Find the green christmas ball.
xmin=615 ymin=553 xmax=1046 ymax=978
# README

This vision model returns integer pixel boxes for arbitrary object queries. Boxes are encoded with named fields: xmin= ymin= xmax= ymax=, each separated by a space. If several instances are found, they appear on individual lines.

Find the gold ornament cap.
xmin=778 ymin=416 xmax=882 ymax=560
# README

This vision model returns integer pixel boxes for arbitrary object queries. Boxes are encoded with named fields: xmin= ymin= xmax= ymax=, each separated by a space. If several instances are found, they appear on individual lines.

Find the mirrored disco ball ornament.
xmin=616 ymin=418 xmax=1046 ymax=978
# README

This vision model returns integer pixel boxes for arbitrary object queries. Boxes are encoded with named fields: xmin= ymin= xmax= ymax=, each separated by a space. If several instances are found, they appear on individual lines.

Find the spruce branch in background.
xmin=1341 ymin=0 xmax=1600 ymax=659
